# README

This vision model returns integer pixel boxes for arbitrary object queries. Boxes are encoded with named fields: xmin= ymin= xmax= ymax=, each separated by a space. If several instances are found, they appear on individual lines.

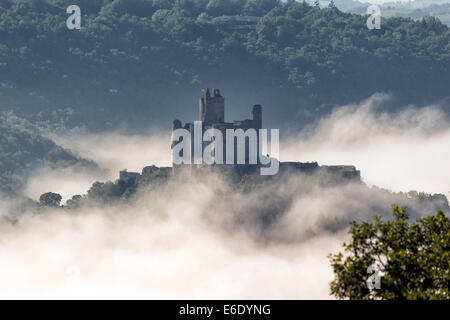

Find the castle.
xmin=119 ymin=89 xmax=361 ymax=182
xmin=172 ymin=88 xmax=264 ymax=168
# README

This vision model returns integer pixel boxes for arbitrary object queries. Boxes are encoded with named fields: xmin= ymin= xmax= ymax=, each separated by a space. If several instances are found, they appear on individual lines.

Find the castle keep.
xmin=172 ymin=88 xmax=263 ymax=167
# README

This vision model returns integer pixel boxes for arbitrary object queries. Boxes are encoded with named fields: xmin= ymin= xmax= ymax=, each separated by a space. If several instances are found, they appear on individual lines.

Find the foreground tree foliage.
xmin=329 ymin=206 xmax=450 ymax=299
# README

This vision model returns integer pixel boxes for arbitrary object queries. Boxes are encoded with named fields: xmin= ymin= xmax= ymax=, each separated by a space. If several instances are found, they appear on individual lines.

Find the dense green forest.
xmin=1 ymin=0 xmax=449 ymax=130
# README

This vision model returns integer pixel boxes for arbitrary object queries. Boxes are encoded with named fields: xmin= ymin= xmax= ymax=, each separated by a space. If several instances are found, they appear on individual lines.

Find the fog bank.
xmin=283 ymin=95 xmax=450 ymax=196
xmin=1 ymin=95 xmax=448 ymax=299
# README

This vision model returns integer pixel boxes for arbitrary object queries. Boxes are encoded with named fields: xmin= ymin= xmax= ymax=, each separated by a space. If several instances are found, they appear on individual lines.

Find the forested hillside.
xmin=1 ymin=0 xmax=449 ymax=130
xmin=0 ymin=114 xmax=97 ymax=194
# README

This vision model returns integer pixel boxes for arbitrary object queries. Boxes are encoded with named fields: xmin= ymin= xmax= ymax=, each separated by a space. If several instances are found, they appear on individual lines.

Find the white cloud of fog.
xmin=1 ymin=95 xmax=448 ymax=299
xmin=282 ymin=94 xmax=450 ymax=196
xmin=1 ymin=169 xmax=444 ymax=299
xmin=51 ymin=130 xmax=172 ymax=179
xmin=23 ymin=130 xmax=172 ymax=202
xmin=24 ymin=167 xmax=107 ymax=202
xmin=0 ymin=174 xmax=347 ymax=299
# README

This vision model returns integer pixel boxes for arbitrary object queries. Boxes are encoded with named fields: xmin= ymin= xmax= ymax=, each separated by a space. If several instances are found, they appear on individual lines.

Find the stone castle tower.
xmin=172 ymin=88 xmax=262 ymax=167
xmin=200 ymin=88 xmax=225 ymax=124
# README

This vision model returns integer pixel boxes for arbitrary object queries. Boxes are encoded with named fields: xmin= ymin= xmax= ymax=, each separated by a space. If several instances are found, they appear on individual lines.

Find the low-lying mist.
xmin=3 ymin=170 xmax=444 ymax=299
xmin=51 ymin=130 xmax=172 ymax=176
xmin=22 ymin=130 xmax=172 ymax=202
xmin=1 ymin=95 xmax=448 ymax=299
xmin=2 ymin=173 xmax=350 ymax=299
xmin=24 ymin=166 xmax=107 ymax=203
xmin=283 ymin=94 xmax=450 ymax=196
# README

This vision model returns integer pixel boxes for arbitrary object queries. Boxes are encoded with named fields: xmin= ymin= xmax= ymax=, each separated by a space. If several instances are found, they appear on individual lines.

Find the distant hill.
xmin=0 ymin=0 xmax=449 ymax=130
xmin=0 ymin=113 xmax=97 ymax=195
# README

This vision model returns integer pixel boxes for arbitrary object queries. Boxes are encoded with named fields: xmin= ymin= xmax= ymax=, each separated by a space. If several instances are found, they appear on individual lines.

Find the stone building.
xmin=172 ymin=88 xmax=263 ymax=168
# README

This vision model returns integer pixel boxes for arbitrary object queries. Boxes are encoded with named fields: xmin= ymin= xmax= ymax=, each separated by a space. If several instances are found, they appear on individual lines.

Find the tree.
xmin=329 ymin=206 xmax=450 ymax=299
xmin=243 ymin=0 xmax=279 ymax=16
xmin=86 ymin=181 xmax=123 ymax=204
xmin=66 ymin=195 xmax=82 ymax=209
xmin=39 ymin=192 xmax=62 ymax=207
xmin=206 ymin=0 xmax=233 ymax=16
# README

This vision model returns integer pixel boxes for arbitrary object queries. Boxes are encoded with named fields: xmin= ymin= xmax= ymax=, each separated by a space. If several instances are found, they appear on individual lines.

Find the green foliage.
xmin=0 ymin=0 xmax=448 ymax=129
xmin=65 ymin=194 xmax=82 ymax=209
xmin=329 ymin=206 xmax=450 ymax=299
xmin=136 ymin=166 xmax=170 ymax=189
xmin=206 ymin=0 xmax=241 ymax=17
xmin=0 ymin=115 xmax=97 ymax=194
xmin=243 ymin=0 xmax=279 ymax=16
xmin=39 ymin=191 xmax=62 ymax=207
xmin=81 ymin=167 xmax=171 ymax=205
xmin=86 ymin=181 xmax=123 ymax=204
